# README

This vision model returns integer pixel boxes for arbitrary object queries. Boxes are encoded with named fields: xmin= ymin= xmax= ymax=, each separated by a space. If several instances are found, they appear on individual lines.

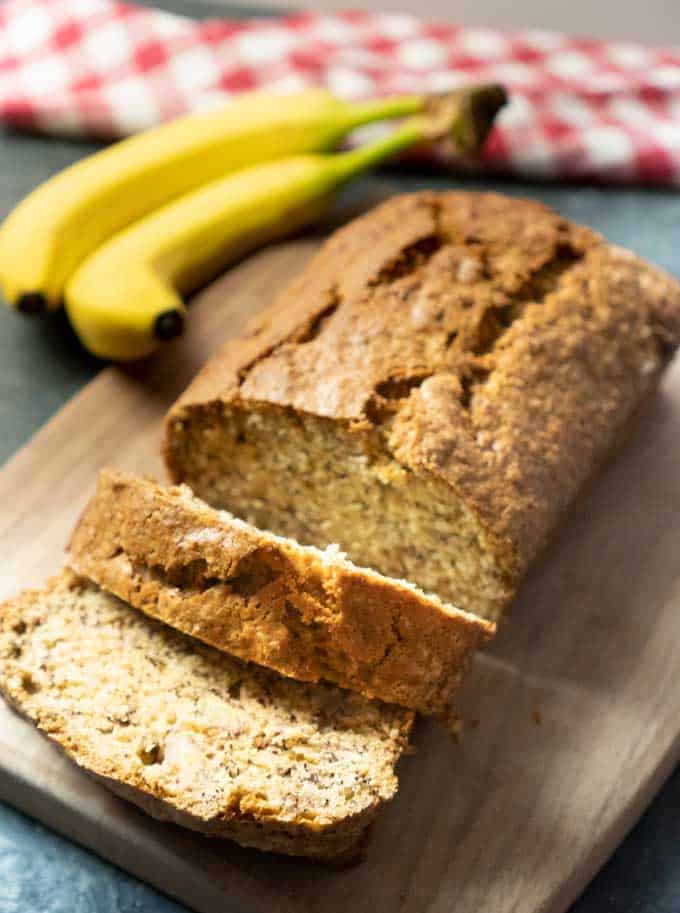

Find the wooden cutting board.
xmin=2 ymin=237 xmax=680 ymax=913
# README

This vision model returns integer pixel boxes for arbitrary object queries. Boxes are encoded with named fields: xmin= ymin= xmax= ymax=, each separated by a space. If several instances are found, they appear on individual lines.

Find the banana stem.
xmin=344 ymin=94 xmax=425 ymax=129
xmin=331 ymin=83 xmax=507 ymax=184
xmin=331 ymin=121 xmax=426 ymax=180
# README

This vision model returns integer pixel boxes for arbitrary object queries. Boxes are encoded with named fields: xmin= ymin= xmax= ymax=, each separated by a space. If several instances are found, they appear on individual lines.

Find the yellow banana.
xmin=0 ymin=89 xmax=426 ymax=313
xmin=65 ymin=85 xmax=506 ymax=361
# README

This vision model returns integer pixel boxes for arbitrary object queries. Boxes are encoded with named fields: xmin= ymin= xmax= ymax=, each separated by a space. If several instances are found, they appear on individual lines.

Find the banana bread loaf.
xmin=164 ymin=191 xmax=680 ymax=619
xmin=68 ymin=469 xmax=492 ymax=717
xmin=0 ymin=571 xmax=413 ymax=861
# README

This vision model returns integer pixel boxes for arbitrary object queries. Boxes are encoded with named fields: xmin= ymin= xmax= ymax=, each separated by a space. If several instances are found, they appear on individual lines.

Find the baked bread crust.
xmin=68 ymin=470 xmax=492 ymax=716
xmin=164 ymin=191 xmax=680 ymax=614
xmin=0 ymin=571 xmax=413 ymax=861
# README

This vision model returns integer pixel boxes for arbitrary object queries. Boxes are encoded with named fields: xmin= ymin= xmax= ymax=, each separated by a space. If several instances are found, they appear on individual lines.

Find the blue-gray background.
xmin=2 ymin=1 xmax=680 ymax=910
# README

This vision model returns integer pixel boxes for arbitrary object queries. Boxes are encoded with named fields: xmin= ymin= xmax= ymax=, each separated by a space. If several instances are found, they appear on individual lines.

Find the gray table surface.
xmin=2 ymin=1 xmax=680 ymax=911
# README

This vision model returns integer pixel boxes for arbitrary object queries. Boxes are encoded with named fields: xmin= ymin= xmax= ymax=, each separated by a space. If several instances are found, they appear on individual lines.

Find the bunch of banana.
xmin=0 ymin=89 xmax=425 ymax=313
xmin=0 ymin=84 xmax=506 ymax=360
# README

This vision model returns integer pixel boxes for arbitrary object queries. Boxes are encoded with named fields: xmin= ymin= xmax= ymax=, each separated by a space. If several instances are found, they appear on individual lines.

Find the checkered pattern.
xmin=2 ymin=0 xmax=680 ymax=185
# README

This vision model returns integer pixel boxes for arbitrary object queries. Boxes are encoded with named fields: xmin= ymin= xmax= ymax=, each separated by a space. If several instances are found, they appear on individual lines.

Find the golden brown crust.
xmin=164 ymin=191 xmax=680 ymax=592
xmin=0 ymin=570 xmax=413 ymax=861
xmin=68 ymin=470 xmax=492 ymax=715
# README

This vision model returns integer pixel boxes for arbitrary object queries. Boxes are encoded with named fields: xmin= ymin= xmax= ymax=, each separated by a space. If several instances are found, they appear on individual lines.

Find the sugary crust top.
xmin=167 ymin=192 xmax=680 ymax=572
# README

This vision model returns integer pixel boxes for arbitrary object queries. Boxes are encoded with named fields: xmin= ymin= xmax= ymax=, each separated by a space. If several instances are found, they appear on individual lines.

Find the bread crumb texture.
xmin=69 ymin=470 xmax=492 ymax=716
xmin=164 ymin=192 xmax=680 ymax=619
xmin=0 ymin=571 xmax=413 ymax=861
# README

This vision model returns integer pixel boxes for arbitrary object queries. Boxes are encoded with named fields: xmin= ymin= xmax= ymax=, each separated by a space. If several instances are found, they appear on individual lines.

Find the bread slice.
xmin=0 ymin=571 xmax=413 ymax=861
xmin=163 ymin=191 xmax=680 ymax=620
xmin=68 ymin=469 xmax=492 ymax=717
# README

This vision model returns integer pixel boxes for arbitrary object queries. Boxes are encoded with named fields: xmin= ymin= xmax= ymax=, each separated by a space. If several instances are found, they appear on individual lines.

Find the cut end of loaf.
xmin=164 ymin=404 xmax=512 ymax=620
xmin=0 ymin=571 xmax=412 ymax=861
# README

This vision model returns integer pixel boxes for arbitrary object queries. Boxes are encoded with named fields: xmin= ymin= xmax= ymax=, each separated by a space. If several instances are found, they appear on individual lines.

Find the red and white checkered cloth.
xmin=2 ymin=0 xmax=680 ymax=185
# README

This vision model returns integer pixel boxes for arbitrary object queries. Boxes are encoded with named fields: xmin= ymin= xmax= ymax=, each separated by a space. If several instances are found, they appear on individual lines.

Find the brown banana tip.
xmin=16 ymin=292 xmax=48 ymax=315
xmin=422 ymin=83 xmax=508 ymax=156
xmin=154 ymin=309 xmax=184 ymax=342
xmin=467 ymin=84 xmax=508 ymax=149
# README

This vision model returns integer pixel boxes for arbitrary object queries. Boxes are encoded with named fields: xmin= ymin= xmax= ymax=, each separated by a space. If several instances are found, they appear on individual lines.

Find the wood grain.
xmin=1 ymin=238 xmax=680 ymax=913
